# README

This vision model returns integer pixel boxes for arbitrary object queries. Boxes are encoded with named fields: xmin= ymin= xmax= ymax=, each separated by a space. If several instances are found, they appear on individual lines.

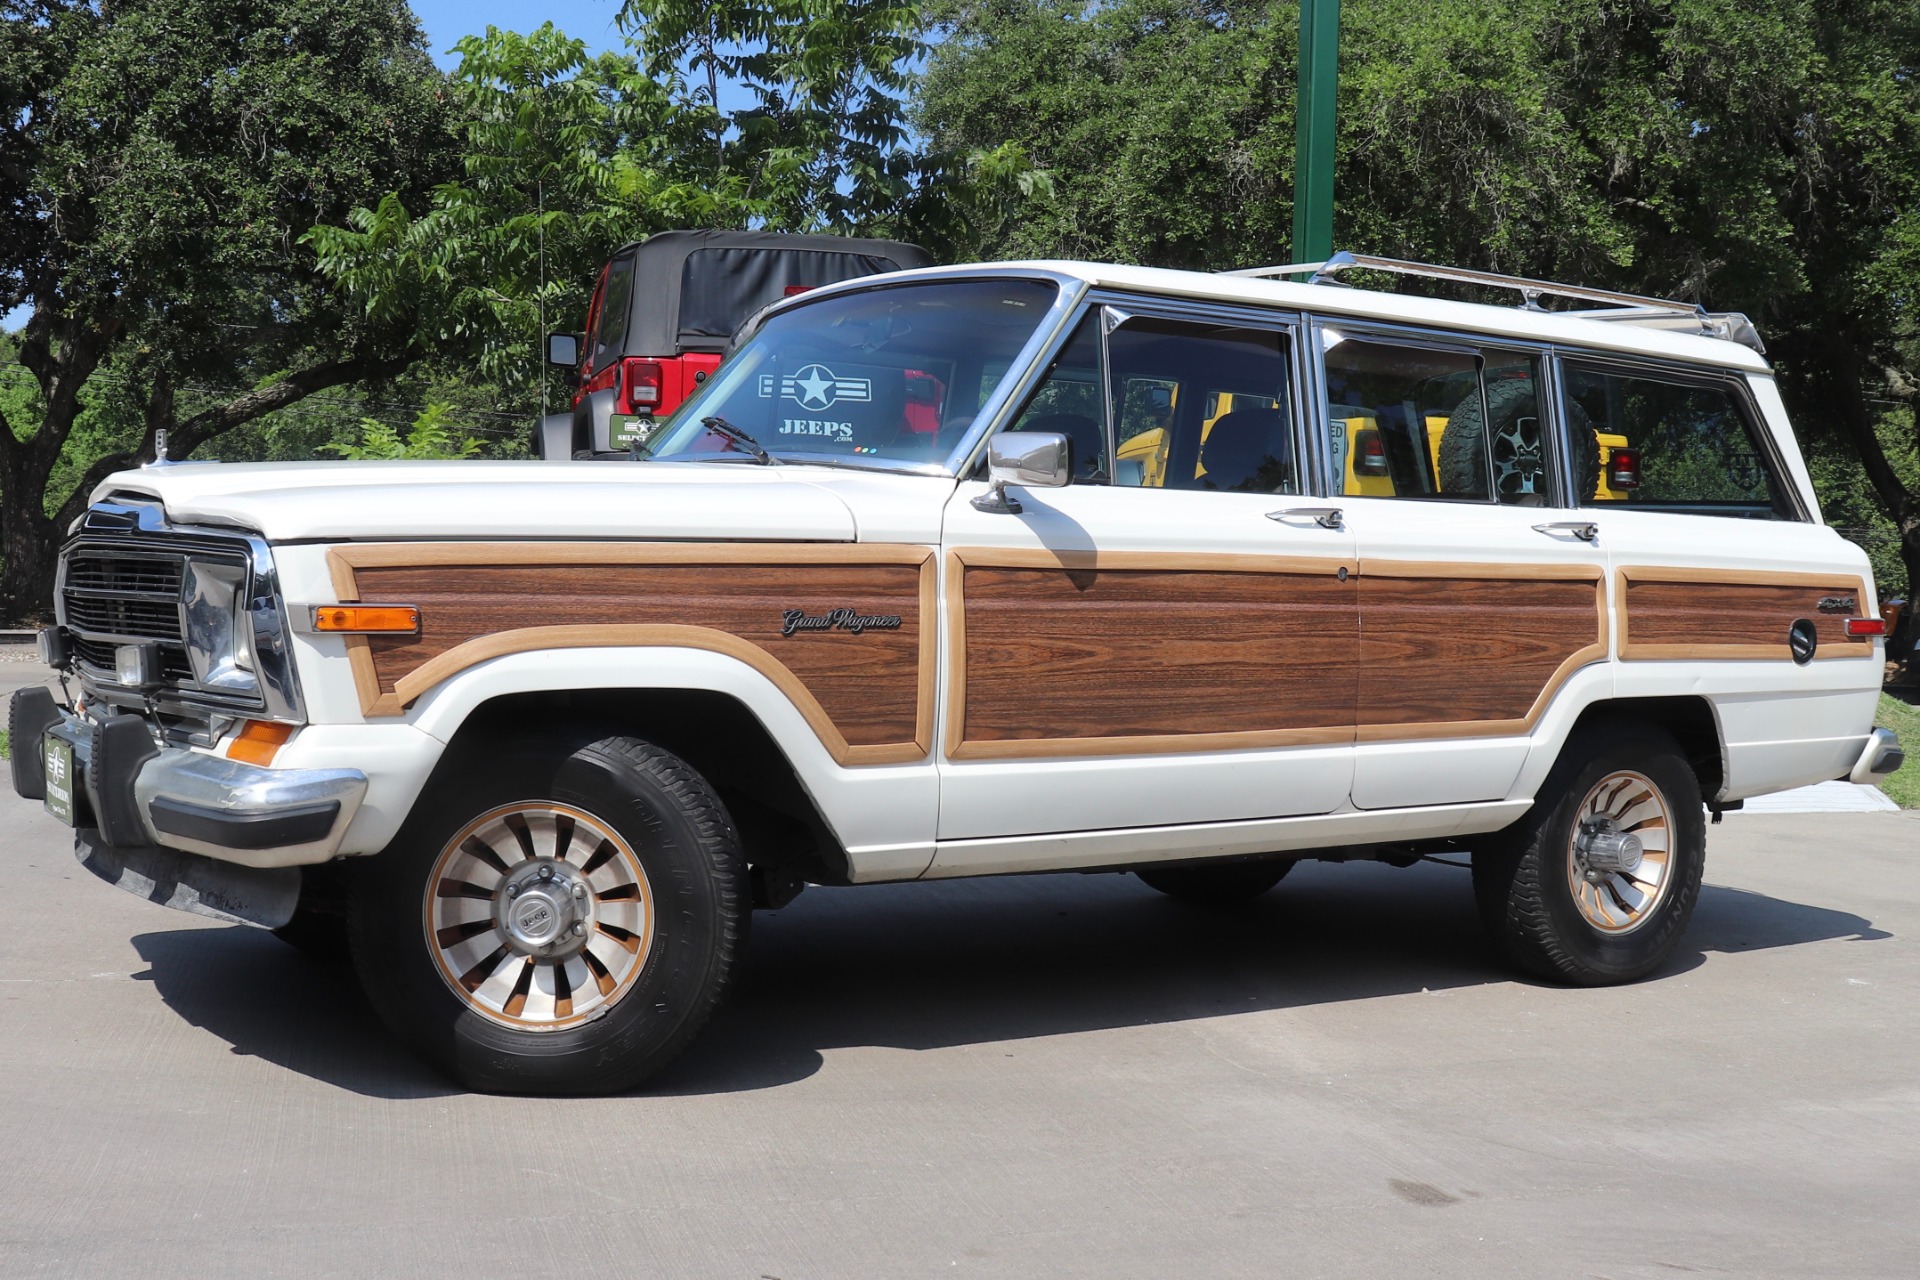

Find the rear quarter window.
xmin=1562 ymin=361 xmax=1798 ymax=520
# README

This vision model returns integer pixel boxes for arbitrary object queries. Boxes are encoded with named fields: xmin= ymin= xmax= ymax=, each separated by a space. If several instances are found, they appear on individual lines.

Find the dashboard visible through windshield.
xmin=643 ymin=278 xmax=1061 ymax=469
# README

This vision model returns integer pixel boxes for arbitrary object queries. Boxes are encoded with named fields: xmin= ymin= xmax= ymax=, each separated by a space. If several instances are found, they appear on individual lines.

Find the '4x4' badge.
xmin=759 ymin=364 xmax=872 ymax=411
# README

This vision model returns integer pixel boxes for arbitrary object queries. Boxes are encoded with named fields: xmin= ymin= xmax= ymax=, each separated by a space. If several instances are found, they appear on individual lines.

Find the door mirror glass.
xmin=546 ymin=333 xmax=580 ymax=367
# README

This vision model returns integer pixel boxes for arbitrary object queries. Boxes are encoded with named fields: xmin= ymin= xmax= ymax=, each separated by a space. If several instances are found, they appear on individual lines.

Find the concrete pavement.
xmin=0 ymin=790 xmax=1916 ymax=1278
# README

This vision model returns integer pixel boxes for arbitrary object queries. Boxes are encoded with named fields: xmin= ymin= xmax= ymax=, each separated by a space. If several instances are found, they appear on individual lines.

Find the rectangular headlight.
xmin=115 ymin=642 xmax=163 ymax=689
xmin=181 ymin=559 xmax=259 ymax=694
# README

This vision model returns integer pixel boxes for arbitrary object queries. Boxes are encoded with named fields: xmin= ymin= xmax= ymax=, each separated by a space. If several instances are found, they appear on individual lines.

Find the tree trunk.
xmin=0 ymin=446 xmax=62 ymax=625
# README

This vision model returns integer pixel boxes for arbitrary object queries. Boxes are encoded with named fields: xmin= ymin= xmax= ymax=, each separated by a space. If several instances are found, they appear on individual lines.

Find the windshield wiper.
xmin=699 ymin=416 xmax=776 ymax=465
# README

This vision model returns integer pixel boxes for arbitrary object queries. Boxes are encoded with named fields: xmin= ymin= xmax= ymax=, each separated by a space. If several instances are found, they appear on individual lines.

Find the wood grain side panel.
xmin=1357 ymin=576 xmax=1604 ymax=727
xmin=1621 ymin=576 xmax=1872 ymax=659
xmin=360 ymin=556 xmax=936 ymax=744
xmin=958 ymin=563 xmax=1358 ymax=745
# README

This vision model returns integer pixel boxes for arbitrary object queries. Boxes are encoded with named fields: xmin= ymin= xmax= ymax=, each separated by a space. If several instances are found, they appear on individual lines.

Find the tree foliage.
xmin=306 ymin=13 xmax=1046 ymax=420
xmin=0 ymin=0 xmax=454 ymax=620
xmin=921 ymin=0 xmax=1920 ymax=597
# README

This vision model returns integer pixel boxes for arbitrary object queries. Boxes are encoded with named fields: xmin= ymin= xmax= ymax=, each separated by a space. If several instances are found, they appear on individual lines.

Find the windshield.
xmin=644 ymin=278 xmax=1060 ymax=469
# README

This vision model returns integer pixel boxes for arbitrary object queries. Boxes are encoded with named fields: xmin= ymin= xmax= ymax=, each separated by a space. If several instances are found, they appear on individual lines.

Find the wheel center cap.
xmin=507 ymin=890 xmax=567 ymax=947
xmin=496 ymin=859 xmax=591 ymax=956
xmin=1576 ymin=820 xmax=1645 ymax=878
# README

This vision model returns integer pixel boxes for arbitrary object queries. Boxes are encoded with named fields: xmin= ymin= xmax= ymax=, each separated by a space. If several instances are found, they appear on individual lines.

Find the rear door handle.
xmin=1268 ymin=506 xmax=1344 ymax=530
xmin=1533 ymin=521 xmax=1598 ymax=544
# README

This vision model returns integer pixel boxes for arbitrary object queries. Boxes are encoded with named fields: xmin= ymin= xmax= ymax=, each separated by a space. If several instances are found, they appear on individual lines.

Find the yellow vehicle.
xmin=1117 ymin=384 xmax=1631 ymax=500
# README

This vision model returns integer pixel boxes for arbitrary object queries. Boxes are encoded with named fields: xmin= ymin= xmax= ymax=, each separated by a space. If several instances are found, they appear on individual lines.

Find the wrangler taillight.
xmin=620 ymin=359 xmax=663 ymax=411
xmin=1846 ymin=618 xmax=1888 ymax=637
xmin=1607 ymin=447 xmax=1641 ymax=490
xmin=1354 ymin=428 xmax=1390 ymax=478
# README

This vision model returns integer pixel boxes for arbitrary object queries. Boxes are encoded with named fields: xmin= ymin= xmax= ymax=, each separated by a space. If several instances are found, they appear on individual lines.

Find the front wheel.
xmin=1472 ymin=724 xmax=1705 ymax=985
xmin=349 ymin=732 xmax=748 ymax=1095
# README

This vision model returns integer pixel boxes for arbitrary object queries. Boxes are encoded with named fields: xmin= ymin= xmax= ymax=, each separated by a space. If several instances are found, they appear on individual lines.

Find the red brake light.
xmin=1846 ymin=618 xmax=1888 ymax=637
xmin=1607 ymin=447 xmax=1641 ymax=490
xmin=1354 ymin=428 xmax=1390 ymax=477
xmin=782 ymin=285 xmax=814 ymax=297
xmin=620 ymin=358 xmax=662 ymax=410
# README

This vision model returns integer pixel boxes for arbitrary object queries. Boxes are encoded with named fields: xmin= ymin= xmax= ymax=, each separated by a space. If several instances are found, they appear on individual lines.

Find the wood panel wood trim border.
xmin=1615 ymin=565 xmax=1875 ymax=662
xmin=326 ymin=542 xmax=937 ymax=767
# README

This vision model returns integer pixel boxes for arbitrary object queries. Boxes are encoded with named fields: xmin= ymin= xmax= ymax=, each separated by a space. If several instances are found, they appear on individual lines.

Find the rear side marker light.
xmin=312 ymin=605 xmax=421 ymax=635
xmin=1845 ymin=618 xmax=1887 ymax=637
xmin=229 ymin=720 xmax=294 ymax=767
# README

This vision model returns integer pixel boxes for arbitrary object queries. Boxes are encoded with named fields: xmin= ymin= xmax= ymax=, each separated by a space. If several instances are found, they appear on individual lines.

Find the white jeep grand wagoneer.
xmin=12 ymin=253 xmax=1901 ymax=1094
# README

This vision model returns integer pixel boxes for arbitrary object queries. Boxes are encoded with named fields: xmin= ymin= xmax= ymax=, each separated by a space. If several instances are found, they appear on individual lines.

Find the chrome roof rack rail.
xmin=1222 ymin=251 xmax=1765 ymax=354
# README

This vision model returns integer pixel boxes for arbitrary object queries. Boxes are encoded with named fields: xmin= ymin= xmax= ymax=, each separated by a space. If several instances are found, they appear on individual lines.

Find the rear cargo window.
xmin=1562 ymin=362 xmax=1794 ymax=519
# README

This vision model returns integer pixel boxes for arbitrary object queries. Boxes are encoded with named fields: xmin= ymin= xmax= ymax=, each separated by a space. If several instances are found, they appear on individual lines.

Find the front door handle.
xmin=1533 ymin=521 xmax=1598 ymax=544
xmin=1268 ymin=506 xmax=1344 ymax=530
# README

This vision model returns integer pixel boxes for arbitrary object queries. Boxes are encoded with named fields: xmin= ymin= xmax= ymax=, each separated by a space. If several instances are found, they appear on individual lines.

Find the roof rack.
xmin=1223 ymin=251 xmax=1765 ymax=354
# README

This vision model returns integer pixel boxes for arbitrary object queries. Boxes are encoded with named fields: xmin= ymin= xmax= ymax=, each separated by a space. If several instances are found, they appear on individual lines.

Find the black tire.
xmin=272 ymin=908 xmax=350 ymax=962
xmin=1136 ymin=859 xmax=1292 ymax=905
xmin=1472 ymin=723 xmax=1705 ymax=985
xmin=349 ymin=730 xmax=748 ymax=1095
xmin=1440 ymin=379 xmax=1601 ymax=502
xmin=272 ymin=860 xmax=352 ymax=962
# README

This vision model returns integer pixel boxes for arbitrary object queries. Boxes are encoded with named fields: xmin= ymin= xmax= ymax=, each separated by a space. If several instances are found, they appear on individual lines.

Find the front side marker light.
xmin=312 ymin=605 xmax=421 ymax=635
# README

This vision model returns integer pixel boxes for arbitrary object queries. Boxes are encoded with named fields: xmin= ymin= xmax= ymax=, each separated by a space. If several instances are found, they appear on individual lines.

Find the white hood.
xmin=91 ymin=460 xmax=899 ymax=543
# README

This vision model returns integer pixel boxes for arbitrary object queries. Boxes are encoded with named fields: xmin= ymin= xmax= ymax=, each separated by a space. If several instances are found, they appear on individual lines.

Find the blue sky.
xmin=408 ymin=0 xmax=623 ymax=66
xmin=2 ymin=3 xmax=620 ymax=332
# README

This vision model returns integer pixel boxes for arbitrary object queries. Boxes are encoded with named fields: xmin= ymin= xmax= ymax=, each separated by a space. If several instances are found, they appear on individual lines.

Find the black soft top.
xmin=611 ymin=230 xmax=934 ymax=357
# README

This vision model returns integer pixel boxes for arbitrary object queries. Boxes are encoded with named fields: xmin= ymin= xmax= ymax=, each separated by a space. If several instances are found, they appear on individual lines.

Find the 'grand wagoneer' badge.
xmin=780 ymin=608 xmax=903 ymax=637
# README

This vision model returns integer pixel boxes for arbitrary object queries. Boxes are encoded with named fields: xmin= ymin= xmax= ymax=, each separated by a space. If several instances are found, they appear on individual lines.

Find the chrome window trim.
xmin=1548 ymin=349 xmax=1811 ymax=524
xmin=1307 ymin=314 xmax=1565 ymax=507
xmin=964 ymin=289 xmax=1312 ymax=493
xmin=59 ymin=500 xmax=305 ymax=724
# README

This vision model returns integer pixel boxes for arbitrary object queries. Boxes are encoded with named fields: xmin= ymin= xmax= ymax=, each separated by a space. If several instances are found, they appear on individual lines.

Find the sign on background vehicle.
xmin=540 ymin=230 xmax=933 ymax=459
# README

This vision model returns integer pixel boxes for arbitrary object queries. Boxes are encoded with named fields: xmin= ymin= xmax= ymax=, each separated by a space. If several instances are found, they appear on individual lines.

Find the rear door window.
xmin=1561 ymin=362 xmax=1795 ymax=519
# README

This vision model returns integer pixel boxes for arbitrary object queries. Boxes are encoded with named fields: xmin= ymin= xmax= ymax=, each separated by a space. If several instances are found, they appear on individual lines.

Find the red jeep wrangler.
xmin=542 ymin=230 xmax=933 ymax=458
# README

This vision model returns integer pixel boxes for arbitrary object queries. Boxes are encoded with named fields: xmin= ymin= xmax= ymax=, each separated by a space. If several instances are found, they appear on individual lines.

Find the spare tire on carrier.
xmin=1440 ymin=378 xmax=1601 ymax=502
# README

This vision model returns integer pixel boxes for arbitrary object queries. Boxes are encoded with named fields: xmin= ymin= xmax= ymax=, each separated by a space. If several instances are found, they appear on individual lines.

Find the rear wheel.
xmin=1136 ymin=859 xmax=1291 ymax=905
xmin=349 ymin=732 xmax=748 ymax=1095
xmin=1472 ymin=724 xmax=1705 ymax=984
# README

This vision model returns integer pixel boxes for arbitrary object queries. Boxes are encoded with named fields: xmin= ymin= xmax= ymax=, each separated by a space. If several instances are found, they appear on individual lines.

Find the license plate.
xmin=42 ymin=734 xmax=76 ymax=826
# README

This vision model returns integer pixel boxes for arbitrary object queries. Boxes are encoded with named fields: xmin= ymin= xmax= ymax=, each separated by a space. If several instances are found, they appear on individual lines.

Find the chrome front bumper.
xmin=13 ymin=691 xmax=367 ymax=869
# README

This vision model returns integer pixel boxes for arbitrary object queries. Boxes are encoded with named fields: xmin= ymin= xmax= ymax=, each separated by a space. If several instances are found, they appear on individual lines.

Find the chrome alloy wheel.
xmin=423 ymin=803 xmax=654 ymax=1030
xmin=1566 ymin=770 xmax=1674 ymax=935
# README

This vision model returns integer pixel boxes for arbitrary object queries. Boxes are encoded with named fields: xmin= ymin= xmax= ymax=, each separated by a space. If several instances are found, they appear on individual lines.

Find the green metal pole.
xmin=1292 ymin=0 xmax=1340 ymax=266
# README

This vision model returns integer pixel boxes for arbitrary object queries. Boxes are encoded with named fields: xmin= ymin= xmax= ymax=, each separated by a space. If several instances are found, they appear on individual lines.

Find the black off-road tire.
xmin=1441 ymin=381 xmax=1601 ymax=502
xmin=1472 ymin=723 xmax=1706 ymax=985
xmin=349 ymin=730 xmax=748 ymax=1095
xmin=1136 ymin=859 xmax=1292 ymax=905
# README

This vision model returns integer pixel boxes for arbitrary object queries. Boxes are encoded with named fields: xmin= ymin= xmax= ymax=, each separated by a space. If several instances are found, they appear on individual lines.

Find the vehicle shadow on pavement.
xmin=124 ymin=860 xmax=1885 ymax=1100
xmin=649 ymin=860 xmax=1892 ymax=1096
xmin=129 ymin=926 xmax=459 ymax=1099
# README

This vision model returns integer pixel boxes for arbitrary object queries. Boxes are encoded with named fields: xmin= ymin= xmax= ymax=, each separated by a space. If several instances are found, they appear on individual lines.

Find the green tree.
xmin=920 ymin=0 xmax=1920 ymax=601
xmin=306 ymin=15 xmax=1046 ymax=413
xmin=0 ymin=0 xmax=454 ymax=621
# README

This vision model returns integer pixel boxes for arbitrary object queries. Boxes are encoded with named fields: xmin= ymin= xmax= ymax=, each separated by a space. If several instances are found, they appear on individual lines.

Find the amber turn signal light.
xmin=1845 ymin=618 xmax=1888 ymax=637
xmin=312 ymin=605 xmax=421 ymax=634
xmin=228 ymin=720 xmax=294 ymax=767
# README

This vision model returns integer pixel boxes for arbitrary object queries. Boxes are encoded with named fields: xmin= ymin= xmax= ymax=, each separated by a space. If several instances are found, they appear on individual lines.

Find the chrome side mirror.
xmin=972 ymin=431 xmax=1071 ymax=514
